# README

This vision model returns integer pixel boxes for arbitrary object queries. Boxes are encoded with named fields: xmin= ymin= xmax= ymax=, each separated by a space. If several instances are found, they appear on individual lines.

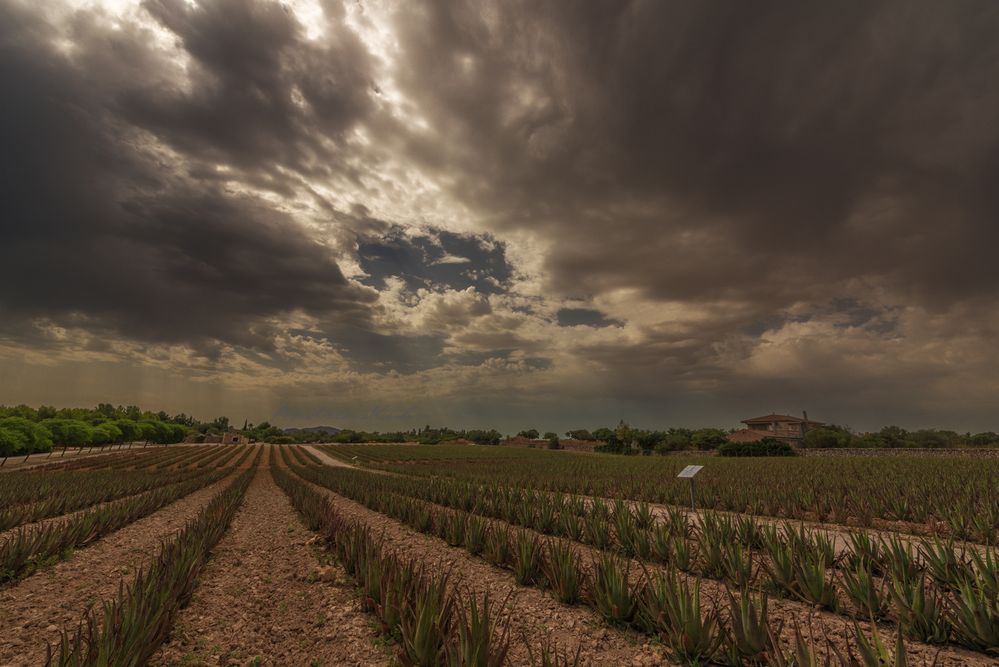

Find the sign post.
xmin=676 ymin=464 xmax=704 ymax=512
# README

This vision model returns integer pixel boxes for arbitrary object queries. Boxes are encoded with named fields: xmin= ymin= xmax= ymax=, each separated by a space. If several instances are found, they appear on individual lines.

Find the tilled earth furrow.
xmin=150 ymin=446 xmax=391 ymax=667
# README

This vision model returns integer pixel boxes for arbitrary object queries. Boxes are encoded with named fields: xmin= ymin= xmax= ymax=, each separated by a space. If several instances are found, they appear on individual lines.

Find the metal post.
xmin=690 ymin=478 xmax=696 ymax=512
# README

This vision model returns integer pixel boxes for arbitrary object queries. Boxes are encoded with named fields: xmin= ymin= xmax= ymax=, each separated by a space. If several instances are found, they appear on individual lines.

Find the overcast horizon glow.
xmin=2 ymin=0 xmax=998 ymax=433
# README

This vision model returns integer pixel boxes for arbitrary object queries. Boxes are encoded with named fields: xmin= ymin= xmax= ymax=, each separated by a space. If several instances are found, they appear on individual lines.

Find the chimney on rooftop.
xmin=803 ymin=410 xmax=808 ymax=422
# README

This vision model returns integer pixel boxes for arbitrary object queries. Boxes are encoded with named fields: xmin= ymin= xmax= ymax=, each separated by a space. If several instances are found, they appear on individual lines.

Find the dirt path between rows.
xmin=288 ymin=467 xmax=669 ymax=666
xmin=301 ymin=445 xmax=363 ymax=470
xmin=0 ymin=456 xmax=252 ymax=666
xmin=151 ymin=446 xmax=390 ymax=667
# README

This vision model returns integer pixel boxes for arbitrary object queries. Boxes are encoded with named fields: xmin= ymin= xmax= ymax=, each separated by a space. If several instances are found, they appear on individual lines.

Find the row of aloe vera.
xmin=303 ymin=462 xmax=999 ymax=655
xmin=323 ymin=444 xmax=999 ymax=542
xmin=17 ymin=440 xmax=190 ymax=473
xmin=288 ymin=461 xmax=946 ymax=666
xmin=0 ymin=446 xmax=239 ymax=532
xmin=46 ymin=449 xmax=260 ymax=665
xmin=0 ymin=447 xmax=252 ymax=585
xmin=273 ymin=460 xmax=525 ymax=667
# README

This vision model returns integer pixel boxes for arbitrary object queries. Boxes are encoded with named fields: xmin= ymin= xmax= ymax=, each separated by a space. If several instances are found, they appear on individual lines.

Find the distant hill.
xmin=283 ymin=425 xmax=342 ymax=435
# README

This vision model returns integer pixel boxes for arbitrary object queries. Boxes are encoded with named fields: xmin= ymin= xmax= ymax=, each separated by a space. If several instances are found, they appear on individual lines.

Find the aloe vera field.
xmin=0 ymin=443 xmax=996 ymax=666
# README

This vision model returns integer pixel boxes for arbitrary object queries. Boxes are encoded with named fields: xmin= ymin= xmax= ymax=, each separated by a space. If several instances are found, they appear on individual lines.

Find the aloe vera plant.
xmin=846 ymin=531 xmax=884 ymax=575
xmin=840 ymin=559 xmax=888 ymax=620
xmin=792 ymin=551 xmax=839 ymax=611
xmin=483 ymin=526 xmax=512 ymax=568
xmin=398 ymin=571 xmax=455 ymax=667
xmin=660 ymin=575 xmax=724 ymax=665
xmin=920 ymin=538 xmax=972 ymax=591
xmin=512 ymin=532 xmax=544 ymax=586
xmin=879 ymin=534 xmax=921 ymax=586
xmin=526 ymin=637 xmax=582 ymax=667
xmin=762 ymin=534 xmax=798 ymax=599
xmin=948 ymin=580 xmax=999 ymax=654
xmin=765 ymin=621 xmax=829 ymax=667
xmin=888 ymin=574 xmax=949 ymax=644
xmin=970 ymin=546 xmax=999 ymax=599
xmin=650 ymin=522 xmax=674 ymax=565
xmin=443 ymin=511 xmax=466 ymax=547
xmin=464 ymin=516 xmax=487 ymax=555
xmin=445 ymin=591 xmax=511 ymax=667
xmin=697 ymin=519 xmax=727 ymax=580
xmin=633 ymin=502 xmax=654 ymax=530
xmin=542 ymin=539 xmax=583 ymax=604
xmin=721 ymin=541 xmax=754 ymax=589
xmin=722 ymin=588 xmax=773 ymax=665
xmin=582 ymin=505 xmax=613 ymax=550
xmin=849 ymin=622 xmax=911 ymax=667
xmin=586 ymin=553 xmax=637 ymax=626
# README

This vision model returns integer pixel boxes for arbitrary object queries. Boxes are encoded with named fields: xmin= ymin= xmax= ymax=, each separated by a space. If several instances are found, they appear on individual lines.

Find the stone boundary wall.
xmin=800 ymin=447 xmax=999 ymax=458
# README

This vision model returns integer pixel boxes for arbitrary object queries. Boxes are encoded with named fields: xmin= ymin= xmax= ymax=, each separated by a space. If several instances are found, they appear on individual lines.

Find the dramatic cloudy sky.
xmin=2 ymin=0 xmax=998 ymax=432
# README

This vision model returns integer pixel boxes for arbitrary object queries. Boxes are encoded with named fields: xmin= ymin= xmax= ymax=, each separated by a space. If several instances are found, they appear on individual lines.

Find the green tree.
xmin=802 ymin=428 xmax=853 ymax=448
xmin=691 ymin=428 xmax=727 ymax=450
xmin=877 ymin=425 xmax=912 ymax=448
xmin=91 ymin=422 xmax=124 ymax=444
xmin=517 ymin=429 xmax=540 ymax=439
xmin=592 ymin=427 xmax=618 ymax=446
xmin=113 ymin=419 xmax=143 ymax=443
xmin=40 ymin=418 xmax=91 ymax=447
xmin=0 ymin=425 xmax=28 ymax=458
xmin=970 ymin=432 xmax=999 ymax=447
xmin=466 ymin=429 xmax=502 ymax=445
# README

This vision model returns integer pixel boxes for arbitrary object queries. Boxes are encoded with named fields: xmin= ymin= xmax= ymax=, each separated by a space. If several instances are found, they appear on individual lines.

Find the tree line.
xmin=564 ymin=421 xmax=999 ymax=456
xmin=0 ymin=403 xmax=232 ymax=458
xmin=801 ymin=424 xmax=999 ymax=449
xmin=263 ymin=425 xmax=505 ymax=446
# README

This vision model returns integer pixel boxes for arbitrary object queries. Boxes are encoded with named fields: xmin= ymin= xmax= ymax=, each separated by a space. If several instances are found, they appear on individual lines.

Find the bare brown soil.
xmin=150 ymin=446 xmax=391 ymax=667
xmin=302 ymin=445 xmax=360 ymax=470
xmin=285 ymin=464 xmax=669 ymax=666
xmin=0 ymin=461 xmax=250 ymax=666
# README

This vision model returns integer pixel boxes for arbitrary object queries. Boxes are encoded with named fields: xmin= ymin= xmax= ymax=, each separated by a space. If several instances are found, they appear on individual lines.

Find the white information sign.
xmin=677 ymin=464 xmax=704 ymax=479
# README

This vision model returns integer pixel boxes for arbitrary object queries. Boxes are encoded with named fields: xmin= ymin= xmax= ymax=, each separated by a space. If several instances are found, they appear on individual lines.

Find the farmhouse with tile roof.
xmin=727 ymin=412 xmax=824 ymax=445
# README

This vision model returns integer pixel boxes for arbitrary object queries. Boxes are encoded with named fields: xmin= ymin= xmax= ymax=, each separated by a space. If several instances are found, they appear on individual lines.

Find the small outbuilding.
xmin=221 ymin=429 xmax=247 ymax=445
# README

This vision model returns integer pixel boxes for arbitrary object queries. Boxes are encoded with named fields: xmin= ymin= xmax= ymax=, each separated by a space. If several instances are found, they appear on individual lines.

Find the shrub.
xmin=801 ymin=428 xmax=852 ymax=448
xmin=717 ymin=438 xmax=794 ymax=457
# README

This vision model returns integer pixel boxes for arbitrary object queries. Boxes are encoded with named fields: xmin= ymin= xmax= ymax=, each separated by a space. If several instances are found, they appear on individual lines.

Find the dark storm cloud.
xmin=390 ymin=0 xmax=999 ymax=311
xmin=0 ymin=0 xmax=377 ymax=352
xmin=358 ymin=227 xmax=511 ymax=294
xmin=130 ymin=0 xmax=375 ymax=186
xmin=332 ymin=328 xmax=445 ymax=374
xmin=556 ymin=308 xmax=621 ymax=328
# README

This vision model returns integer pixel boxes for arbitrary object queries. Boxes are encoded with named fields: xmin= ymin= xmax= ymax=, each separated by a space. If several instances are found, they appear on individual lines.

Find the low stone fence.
xmin=800 ymin=447 xmax=999 ymax=458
